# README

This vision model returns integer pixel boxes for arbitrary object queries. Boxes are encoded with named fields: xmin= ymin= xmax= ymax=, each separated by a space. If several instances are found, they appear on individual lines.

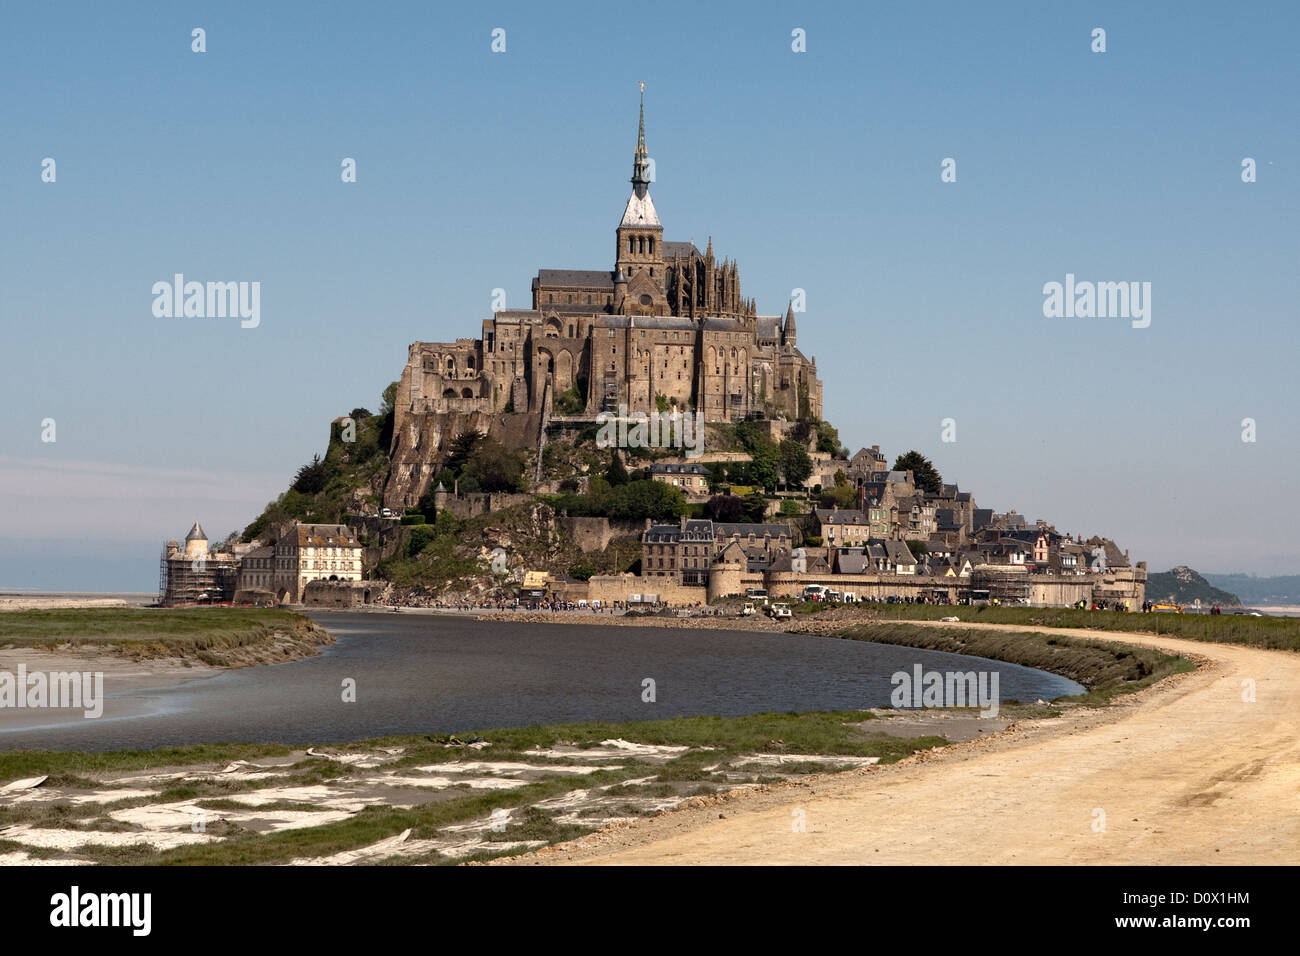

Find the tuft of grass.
xmin=835 ymin=622 xmax=1190 ymax=704
xmin=854 ymin=603 xmax=1300 ymax=651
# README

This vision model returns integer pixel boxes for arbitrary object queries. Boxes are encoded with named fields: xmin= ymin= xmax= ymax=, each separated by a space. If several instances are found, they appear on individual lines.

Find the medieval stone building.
xmin=386 ymin=92 xmax=823 ymax=507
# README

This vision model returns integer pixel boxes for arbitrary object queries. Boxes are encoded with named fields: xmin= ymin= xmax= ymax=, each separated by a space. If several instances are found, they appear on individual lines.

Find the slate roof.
xmin=767 ymin=551 xmax=795 ymax=573
xmin=835 ymin=549 xmax=871 ymax=574
xmin=755 ymin=315 xmax=781 ymax=341
xmin=662 ymin=241 xmax=700 ymax=259
xmin=814 ymin=508 xmax=869 ymax=526
xmin=535 ymin=269 xmax=615 ymax=289
xmin=290 ymin=524 xmax=361 ymax=548
xmin=885 ymin=541 xmax=918 ymax=566
xmin=643 ymin=519 xmax=715 ymax=544
xmin=649 ymin=462 xmax=710 ymax=476
xmin=806 ymin=553 xmax=832 ymax=573
xmin=714 ymin=522 xmax=789 ymax=539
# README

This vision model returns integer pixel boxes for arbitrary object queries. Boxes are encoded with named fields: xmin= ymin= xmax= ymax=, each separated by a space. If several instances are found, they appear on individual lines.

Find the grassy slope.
xmin=832 ymin=623 xmax=1192 ymax=706
xmin=854 ymin=603 xmax=1300 ymax=651
xmin=0 ymin=607 xmax=330 ymax=664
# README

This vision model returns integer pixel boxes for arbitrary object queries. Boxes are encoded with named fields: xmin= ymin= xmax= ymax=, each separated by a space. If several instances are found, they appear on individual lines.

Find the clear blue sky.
xmin=2 ymin=1 xmax=1297 ymax=591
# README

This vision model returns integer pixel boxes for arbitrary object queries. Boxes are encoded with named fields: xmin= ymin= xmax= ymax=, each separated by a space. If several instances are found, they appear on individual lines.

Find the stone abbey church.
xmin=385 ymin=93 xmax=823 ymax=506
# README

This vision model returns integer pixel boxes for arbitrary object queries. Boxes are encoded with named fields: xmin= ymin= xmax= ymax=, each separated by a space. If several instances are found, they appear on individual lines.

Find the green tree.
xmin=778 ymin=439 xmax=813 ymax=487
xmin=741 ymin=492 xmax=769 ymax=523
xmin=446 ymin=431 xmax=485 ymax=476
xmin=604 ymin=451 xmax=629 ymax=486
xmin=432 ymin=510 xmax=463 ymax=538
xmin=821 ymin=484 xmax=856 ymax=509
xmin=705 ymin=494 xmax=745 ymax=523
xmin=608 ymin=480 xmax=687 ymax=521
xmin=408 ymin=525 xmax=438 ymax=558
xmin=585 ymin=476 xmax=614 ymax=514
xmin=892 ymin=450 xmax=943 ymax=495
xmin=816 ymin=421 xmax=846 ymax=457
xmin=463 ymin=437 xmax=524 ymax=492
xmin=379 ymin=382 xmax=399 ymax=417
xmin=292 ymin=455 xmax=327 ymax=494
xmin=748 ymin=443 xmax=780 ymax=492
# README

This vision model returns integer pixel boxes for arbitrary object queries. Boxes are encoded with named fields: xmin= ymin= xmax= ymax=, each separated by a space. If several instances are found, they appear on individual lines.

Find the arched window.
xmin=628 ymin=237 xmax=635 ymax=254
xmin=638 ymin=236 xmax=645 ymax=254
xmin=648 ymin=237 xmax=655 ymax=254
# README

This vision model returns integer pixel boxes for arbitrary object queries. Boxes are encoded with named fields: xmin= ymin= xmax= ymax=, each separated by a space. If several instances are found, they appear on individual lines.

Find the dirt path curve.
xmin=510 ymin=622 xmax=1300 ymax=865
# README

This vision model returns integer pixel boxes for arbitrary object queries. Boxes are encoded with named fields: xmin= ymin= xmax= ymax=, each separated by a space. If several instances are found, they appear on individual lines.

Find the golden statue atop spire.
xmin=639 ymin=80 xmax=644 ymax=94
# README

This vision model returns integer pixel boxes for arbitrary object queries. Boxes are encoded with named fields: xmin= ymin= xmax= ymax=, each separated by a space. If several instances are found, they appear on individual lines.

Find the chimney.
xmin=680 ymin=515 xmax=688 ymax=532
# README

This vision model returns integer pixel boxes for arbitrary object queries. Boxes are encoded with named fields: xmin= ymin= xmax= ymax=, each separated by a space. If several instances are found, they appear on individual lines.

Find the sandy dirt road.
xmin=513 ymin=622 xmax=1300 ymax=865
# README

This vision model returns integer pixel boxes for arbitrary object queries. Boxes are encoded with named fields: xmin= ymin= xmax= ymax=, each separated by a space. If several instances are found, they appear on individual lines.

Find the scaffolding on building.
xmin=971 ymin=566 xmax=1032 ymax=605
xmin=159 ymin=551 xmax=238 ymax=606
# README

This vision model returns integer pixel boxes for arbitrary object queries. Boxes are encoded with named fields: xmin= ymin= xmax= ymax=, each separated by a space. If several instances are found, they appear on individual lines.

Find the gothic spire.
xmin=631 ymin=82 xmax=651 ymax=197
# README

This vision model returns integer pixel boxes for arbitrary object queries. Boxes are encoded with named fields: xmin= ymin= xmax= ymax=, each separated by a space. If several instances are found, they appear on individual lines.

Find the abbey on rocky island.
xmin=385 ymin=90 xmax=823 ymax=508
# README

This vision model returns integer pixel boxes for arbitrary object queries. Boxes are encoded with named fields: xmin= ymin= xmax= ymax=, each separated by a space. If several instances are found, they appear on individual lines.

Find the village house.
xmin=272 ymin=522 xmax=364 ymax=604
xmin=648 ymin=462 xmax=711 ymax=498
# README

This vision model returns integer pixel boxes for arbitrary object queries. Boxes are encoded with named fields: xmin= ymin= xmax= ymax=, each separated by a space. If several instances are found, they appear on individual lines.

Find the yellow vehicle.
xmin=1150 ymin=602 xmax=1183 ymax=614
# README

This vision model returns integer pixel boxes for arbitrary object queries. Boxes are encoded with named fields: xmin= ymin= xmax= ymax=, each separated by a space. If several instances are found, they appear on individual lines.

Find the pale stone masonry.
xmin=272 ymin=522 xmax=363 ymax=604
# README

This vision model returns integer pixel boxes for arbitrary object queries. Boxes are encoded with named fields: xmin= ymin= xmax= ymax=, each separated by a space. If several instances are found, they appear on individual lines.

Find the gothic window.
xmin=628 ymin=237 xmax=635 ymax=253
xmin=638 ymin=236 xmax=645 ymax=254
